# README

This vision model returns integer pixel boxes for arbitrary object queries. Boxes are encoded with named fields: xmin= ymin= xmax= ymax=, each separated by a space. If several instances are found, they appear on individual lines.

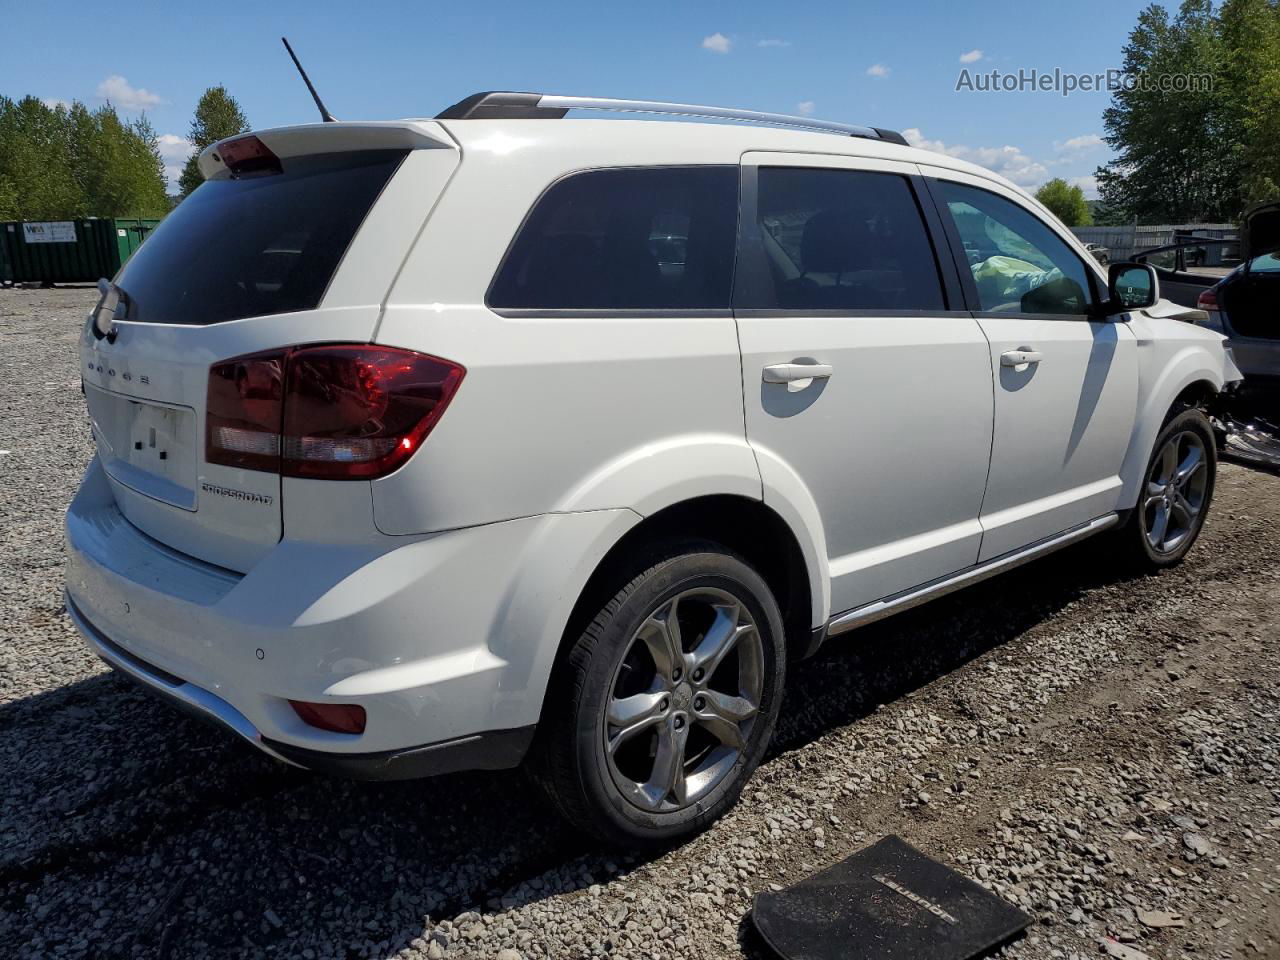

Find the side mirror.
xmin=1107 ymin=262 xmax=1159 ymax=312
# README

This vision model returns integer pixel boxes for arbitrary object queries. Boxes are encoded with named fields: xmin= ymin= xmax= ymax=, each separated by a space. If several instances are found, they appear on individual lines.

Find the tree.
xmin=1219 ymin=0 xmax=1280 ymax=205
xmin=1035 ymin=178 xmax=1093 ymax=226
xmin=1096 ymin=0 xmax=1280 ymax=221
xmin=178 ymin=86 xmax=249 ymax=197
xmin=0 ymin=95 xmax=167 ymax=220
xmin=1096 ymin=1 xmax=1238 ymax=223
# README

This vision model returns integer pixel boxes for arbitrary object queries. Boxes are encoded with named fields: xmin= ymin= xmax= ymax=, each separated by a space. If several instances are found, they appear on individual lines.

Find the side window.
xmin=488 ymin=166 xmax=737 ymax=310
xmin=936 ymin=181 xmax=1096 ymax=316
xmin=742 ymin=167 xmax=947 ymax=312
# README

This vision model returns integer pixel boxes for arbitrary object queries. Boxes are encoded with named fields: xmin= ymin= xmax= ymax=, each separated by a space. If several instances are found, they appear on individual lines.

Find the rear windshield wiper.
xmin=90 ymin=278 xmax=132 ymax=341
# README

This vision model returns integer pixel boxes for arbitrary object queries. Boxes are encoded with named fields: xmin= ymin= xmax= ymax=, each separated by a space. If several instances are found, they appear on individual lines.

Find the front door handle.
xmin=1000 ymin=349 xmax=1043 ymax=367
xmin=762 ymin=362 xmax=834 ymax=384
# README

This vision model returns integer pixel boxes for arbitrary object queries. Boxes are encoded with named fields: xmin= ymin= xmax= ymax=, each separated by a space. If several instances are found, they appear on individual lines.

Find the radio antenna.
xmin=281 ymin=37 xmax=338 ymax=123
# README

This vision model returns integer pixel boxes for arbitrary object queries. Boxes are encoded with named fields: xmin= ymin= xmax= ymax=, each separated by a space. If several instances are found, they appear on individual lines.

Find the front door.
xmin=735 ymin=153 xmax=995 ymax=615
xmin=927 ymin=170 xmax=1139 ymax=560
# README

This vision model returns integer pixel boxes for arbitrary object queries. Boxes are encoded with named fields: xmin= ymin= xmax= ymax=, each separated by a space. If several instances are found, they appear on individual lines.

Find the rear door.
xmin=735 ymin=153 xmax=994 ymax=614
xmin=81 ymin=126 xmax=458 ymax=572
xmin=925 ymin=169 xmax=1138 ymax=560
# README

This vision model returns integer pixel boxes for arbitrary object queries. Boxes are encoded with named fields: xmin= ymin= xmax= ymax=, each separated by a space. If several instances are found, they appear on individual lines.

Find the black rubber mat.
xmin=751 ymin=836 xmax=1031 ymax=960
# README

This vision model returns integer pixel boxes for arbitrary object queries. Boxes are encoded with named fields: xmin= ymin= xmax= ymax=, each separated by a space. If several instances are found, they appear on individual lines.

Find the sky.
xmin=0 ymin=0 xmax=1167 ymax=197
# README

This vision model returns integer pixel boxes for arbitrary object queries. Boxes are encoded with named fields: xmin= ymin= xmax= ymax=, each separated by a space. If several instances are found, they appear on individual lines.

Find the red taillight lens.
xmin=207 ymin=351 xmax=286 ymax=472
xmin=206 ymin=345 xmax=464 ymax=480
xmin=288 ymin=700 xmax=367 ymax=735
xmin=283 ymin=346 xmax=464 ymax=479
xmin=1197 ymin=287 xmax=1218 ymax=310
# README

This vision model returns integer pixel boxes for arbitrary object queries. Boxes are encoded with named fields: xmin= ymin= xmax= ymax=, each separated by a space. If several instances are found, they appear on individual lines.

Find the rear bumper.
xmin=65 ymin=456 xmax=633 ymax=774
xmin=68 ymin=591 xmax=534 ymax=779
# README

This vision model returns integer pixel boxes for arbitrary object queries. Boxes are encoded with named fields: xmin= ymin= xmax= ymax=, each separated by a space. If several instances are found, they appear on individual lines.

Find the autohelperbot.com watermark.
xmin=956 ymin=67 xmax=1213 ymax=97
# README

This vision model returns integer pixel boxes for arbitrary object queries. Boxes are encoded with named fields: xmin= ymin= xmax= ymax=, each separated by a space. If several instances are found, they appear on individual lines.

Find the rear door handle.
xmin=1000 ymin=350 xmax=1043 ymax=367
xmin=762 ymin=363 xmax=834 ymax=384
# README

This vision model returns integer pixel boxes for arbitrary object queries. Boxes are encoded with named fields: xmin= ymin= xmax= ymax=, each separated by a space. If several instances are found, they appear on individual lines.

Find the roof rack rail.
xmin=435 ymin=92 xmax=909 ymax=145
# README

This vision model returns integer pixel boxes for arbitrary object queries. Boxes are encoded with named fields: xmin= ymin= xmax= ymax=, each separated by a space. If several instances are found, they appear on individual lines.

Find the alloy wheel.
xmin=602 ymin=588 xmax=764 ymax=813
xmin=1142 ymin=429 xmax=1209 ymax=554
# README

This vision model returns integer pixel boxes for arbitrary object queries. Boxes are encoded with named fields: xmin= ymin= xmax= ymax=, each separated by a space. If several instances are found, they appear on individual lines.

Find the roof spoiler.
xmin=436 ymin=92 xmax=909 ymax=145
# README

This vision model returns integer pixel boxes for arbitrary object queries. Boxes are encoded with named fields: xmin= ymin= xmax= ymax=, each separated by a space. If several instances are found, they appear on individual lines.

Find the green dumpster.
xmin=0 ymin=217 xmax=162 ymax=286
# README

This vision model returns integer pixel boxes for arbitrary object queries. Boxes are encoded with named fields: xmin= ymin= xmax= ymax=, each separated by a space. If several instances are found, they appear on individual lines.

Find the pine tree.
xmin=178 ymin=86 xmax=249 ymax=197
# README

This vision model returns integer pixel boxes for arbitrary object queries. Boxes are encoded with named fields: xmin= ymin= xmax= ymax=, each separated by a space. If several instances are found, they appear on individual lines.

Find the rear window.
xmin=116 ymin=150 xmax=406 ymax=326
xmin=488 ymin=166 xmax=738 ymax=310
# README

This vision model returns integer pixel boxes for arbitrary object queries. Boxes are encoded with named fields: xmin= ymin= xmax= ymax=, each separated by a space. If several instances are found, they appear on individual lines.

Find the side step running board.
xmin=825 ymin=513 xmax=1119 ymax=637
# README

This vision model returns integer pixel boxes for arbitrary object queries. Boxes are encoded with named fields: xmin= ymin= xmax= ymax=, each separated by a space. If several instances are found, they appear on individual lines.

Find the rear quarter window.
xmin=487 ymin=166 xmax=738 ymax=311
xmin=116 ymin=149 xmax=407 ymax=326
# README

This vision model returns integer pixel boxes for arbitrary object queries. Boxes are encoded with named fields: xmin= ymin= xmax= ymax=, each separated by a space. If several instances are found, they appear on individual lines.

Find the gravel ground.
xmin=2 ymin=286 xmax=1278 ymax=960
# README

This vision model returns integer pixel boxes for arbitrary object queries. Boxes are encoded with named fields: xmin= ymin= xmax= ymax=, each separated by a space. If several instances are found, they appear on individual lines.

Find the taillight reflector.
xmin=288 ymin=700 xmax=367 ymax=735
xmin=1196 ymin=287 xmax=1218 ymax=310
xmin=206 ymin=345 xmax=464 ymax=480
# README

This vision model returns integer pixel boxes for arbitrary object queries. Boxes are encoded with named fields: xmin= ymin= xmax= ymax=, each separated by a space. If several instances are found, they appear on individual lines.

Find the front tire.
xmin=530 ymin=543 xmax=786 ymax=847
xmin=1117 ymin=407 xmax=1216 ymax=568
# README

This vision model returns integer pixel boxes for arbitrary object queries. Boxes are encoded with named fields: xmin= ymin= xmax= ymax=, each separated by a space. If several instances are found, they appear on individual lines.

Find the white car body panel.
xmin=63 ymin=114 xmax=1239 ymax=774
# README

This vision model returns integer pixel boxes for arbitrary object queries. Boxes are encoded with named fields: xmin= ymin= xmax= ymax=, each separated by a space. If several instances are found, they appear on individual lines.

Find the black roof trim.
xmin=872 ymin=127 xmax=910 ymax=146
xmin=436 ymin=92 xmax=568 ymax=121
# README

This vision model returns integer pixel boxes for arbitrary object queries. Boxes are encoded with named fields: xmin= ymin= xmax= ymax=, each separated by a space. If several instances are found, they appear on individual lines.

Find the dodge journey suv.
xmin=66 ymin=92 xmax=1241 ymax=845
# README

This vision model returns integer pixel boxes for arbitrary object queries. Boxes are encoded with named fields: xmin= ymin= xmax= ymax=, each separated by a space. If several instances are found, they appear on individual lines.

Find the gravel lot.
xmin=3 ymin=286 xmax=1278 ymax=960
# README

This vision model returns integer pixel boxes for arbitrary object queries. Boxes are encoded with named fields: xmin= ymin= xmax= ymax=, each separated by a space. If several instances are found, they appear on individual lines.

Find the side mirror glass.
xmin=1108 ymin=262 xmax=1159 ymax=311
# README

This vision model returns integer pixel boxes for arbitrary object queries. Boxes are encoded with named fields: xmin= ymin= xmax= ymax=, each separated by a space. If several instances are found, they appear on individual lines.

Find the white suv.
xmin=65 ymin=93 xmax=1240 ymax=845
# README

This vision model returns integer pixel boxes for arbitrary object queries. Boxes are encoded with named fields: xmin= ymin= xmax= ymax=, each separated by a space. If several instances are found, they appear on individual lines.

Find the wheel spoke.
xmin=1175 ymin=444 xmax=1204 ymax=488
xmin=638 ymin=598 xmax=683 ymax=682
xmin=1171 ymin=493 xmax=1195 ymax=526
xmin=1157 ymin=440 xmax=1178 ymax=484
xmin=641 ymin=721 xmax=688 ymax=809
xmin=690 ymin=603 xmax=751 ymax=678
xmin=607 ymin=690 xmax=666 ymax=730
xmin=1148 ymin=502 xmax=1170 ymax=548
xmin=694 ymin=689 xmax=756 ymax=751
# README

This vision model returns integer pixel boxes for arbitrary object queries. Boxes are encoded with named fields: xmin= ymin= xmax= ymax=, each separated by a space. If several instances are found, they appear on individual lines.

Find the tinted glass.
xmin=1250 ymin=251 xmax=1280 ymax=273
xmin=743 ymin=168 xmax=946 ymax=311
xmin=488 ymin=166 xmax=737 ymax=310
xmin=116 ymin=150 xmax=406 ymax=326
xmin=937 ymin=181 xmax=1096 ymax=316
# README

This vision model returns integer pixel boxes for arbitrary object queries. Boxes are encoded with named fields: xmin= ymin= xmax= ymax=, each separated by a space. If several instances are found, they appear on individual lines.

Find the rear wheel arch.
xmin=552 ymin=496 xmax=816 ymax=690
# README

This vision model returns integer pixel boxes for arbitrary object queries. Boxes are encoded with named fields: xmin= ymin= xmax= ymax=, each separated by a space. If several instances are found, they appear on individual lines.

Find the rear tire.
xmin=529 ymin=543 xmax=786 ymax=848
xmin=1115 ymin=407 xmax=1216 ymax=568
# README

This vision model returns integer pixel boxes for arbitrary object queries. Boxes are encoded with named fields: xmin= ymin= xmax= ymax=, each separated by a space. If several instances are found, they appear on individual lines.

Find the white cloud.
xmin=702 ymin=32 xmax=732 ymax=54
xmin=1054 ymin=133 xmax=1105 ymax=153
xmin=157 ymin=133 xmax=194 ymax=191
xmin=96 ymin=74 xmax=164 ymax=111
xmin=757 ymin=38 xmax=791 ymax=48
xmin=866 ymin=63 xmax=891 ymax=78
xmin=903 ymin=128 xmax=1050 ymax=187
xmin=959 ymin=49 xmax=984 ymax=64
xmin=796 ymin=100 xmax=816 ymax=116
xmin=1069 ymin=174 xmax=1100 ymax=199
xmin=42 ymin=97 xmax=70 ymax=111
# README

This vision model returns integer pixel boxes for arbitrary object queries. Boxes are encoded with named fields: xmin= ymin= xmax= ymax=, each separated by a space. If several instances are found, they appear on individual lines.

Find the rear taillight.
xmin=206 ymin=345 xmax=464 ymax=480
xmin=1197 ymin=287 xmax=1219 ymax=310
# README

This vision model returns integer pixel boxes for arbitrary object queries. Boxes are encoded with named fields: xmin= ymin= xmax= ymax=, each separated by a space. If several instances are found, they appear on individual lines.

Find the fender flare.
xmin=1119 ymin=346 xmax=1224 ymax=507
xmin=552 ymin=431 xmax=828 ymax=629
